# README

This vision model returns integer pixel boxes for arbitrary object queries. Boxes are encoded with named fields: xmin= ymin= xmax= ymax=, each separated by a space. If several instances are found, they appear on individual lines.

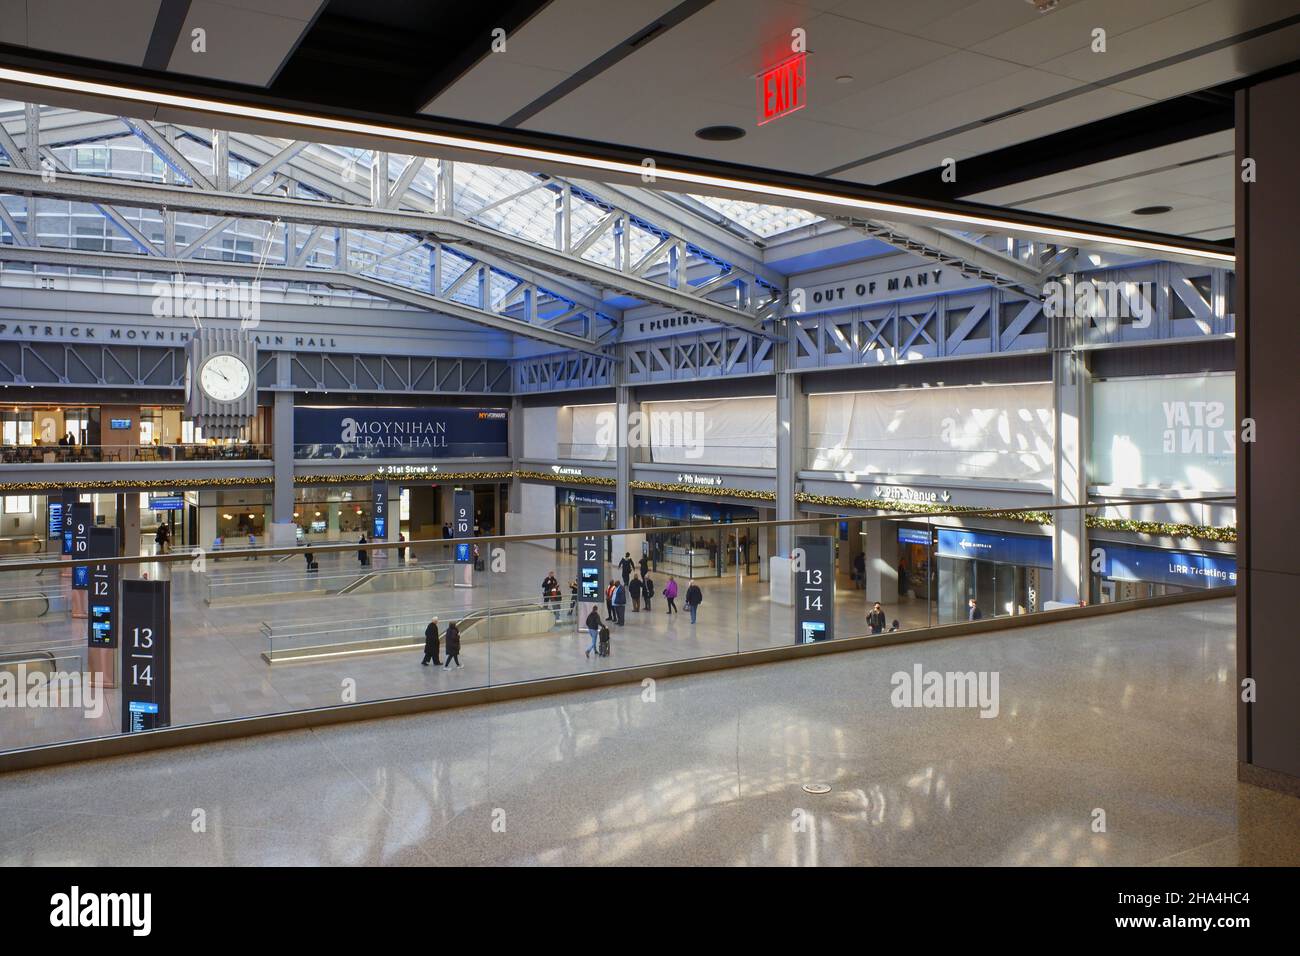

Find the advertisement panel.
xmin=294 ymin=406 xmax=508 ymax=459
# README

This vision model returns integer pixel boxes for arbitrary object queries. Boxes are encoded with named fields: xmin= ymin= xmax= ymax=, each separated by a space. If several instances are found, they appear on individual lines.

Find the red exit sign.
xmin=757 ymin=53 xmax=807 ymax=125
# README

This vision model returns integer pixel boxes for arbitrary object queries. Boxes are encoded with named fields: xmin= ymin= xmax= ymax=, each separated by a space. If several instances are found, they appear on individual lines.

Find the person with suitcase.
xmin=598 ymin=621 xmax=611 ymax=657
xmin=585 ymin=606 xmax=602 ymax=659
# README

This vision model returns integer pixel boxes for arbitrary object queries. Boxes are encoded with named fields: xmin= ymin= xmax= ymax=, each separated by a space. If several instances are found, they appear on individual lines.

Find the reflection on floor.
xmin=3 ymin=598 xmax=1295 ymax=866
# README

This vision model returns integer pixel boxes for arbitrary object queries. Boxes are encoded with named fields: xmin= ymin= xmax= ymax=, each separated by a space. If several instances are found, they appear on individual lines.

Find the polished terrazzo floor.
xmin=3 ymin=597 xmax=1296 ymax=866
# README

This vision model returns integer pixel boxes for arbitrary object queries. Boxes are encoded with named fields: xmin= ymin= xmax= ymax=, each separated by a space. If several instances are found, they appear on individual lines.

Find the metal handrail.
xmin=0 ymin=493 xmax=1236 ymax=573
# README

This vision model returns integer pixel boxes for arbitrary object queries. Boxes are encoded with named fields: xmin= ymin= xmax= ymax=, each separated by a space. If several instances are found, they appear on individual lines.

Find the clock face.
xmin=198 ymin=353 xmax=251 ymax=403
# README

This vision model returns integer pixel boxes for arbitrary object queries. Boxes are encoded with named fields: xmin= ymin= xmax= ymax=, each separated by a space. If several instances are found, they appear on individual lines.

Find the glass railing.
xmin=0 ymin=443 xmax=271 ymax=464
xmin=0 ymin=494 xmax=1235 ymax=757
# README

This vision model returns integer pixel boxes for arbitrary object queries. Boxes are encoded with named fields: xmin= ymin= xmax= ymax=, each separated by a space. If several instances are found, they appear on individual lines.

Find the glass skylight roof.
xmin=687 ymin=195 xmax=822 ymax=238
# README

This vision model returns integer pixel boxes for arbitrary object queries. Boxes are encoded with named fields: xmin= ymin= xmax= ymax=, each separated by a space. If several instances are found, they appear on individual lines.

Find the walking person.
xmin=639 ymin=554 xmax=649 ymax=579
xmin=357 ymin=533 xmax=369 ymax=568
xmin=628 ymin=574 xmax=643 ymax=612
xmin=154 ymin=522 xmax=170 ymax=555
xmin=664 ymin=575 xmax=679 ymax=615
xmin=542 ymin=571 xmax=559 ymax=608
xmin=421 ymin=617 xmax=441 ymax=666
xmin=605 ymin=579 xmax=616 ymax=619
xmin=967 ymin=598 xmax=982 ymax=621
xmin=642 ymin=573 xmax=655 ymax=612
xmin=398 ymin=533 xmax=407 ymax=564
xmin=867 ymin=601 xmax=887 ymax=635
xmin=568 ymin=579 xmax=577 ymax=618
xmin=619 ymin=552 xmax=634 ymax=586
xmin=684 ymin=579 xmax=703 ymax=625
xmin=585 ymin=606 xmax=602 ymax=659
xmin=897 ymin=559 xmax=909 ymax=598
xmin=853 ymin=552 xmax=865 ymax=589
xmin=303 ymin=545 xmax=314 ymax=572
xmin=443 ymin=621 xmax=462 ymax=668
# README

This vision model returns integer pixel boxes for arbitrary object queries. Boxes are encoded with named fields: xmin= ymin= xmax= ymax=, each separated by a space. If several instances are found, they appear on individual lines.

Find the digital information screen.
xmin=69 ymin=502 xmax=93 ymax=590
xmin=87 ymin=527 xmax=118 ymax=649
xmin=795 ymin=535 xmax=835 ymax=644
xmin=120 ymin=579 xmax=171 ymax=733
xmin=454 ymin=542 xmax=471 ymax=563
xmin=47 ymin=499 xmax=64 ymax=541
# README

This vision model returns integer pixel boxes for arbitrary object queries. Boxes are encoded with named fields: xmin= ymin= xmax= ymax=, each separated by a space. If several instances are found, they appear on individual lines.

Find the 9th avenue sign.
xmin=874 ymin=486 xmax=952 ymax=503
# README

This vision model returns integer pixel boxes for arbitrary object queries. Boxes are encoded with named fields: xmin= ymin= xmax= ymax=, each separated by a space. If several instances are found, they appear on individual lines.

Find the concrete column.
xmin=269 ymin=390 xmax=297 ymax=546
xmin=775 ymin=370 xmax=806 ymax=557
xmin=1236 ymin=71 xmax=1300 ymax=794
xmin=386 ymin=482 xmax=400 ymax=543
xmin=614 ymin=384 xmax=637 ymax=534
xmin=862 ymin=519 xmax=885 ymax=604
xmin=508 ymin=396 xmax=523 ymax=508
xmin=1051 ymin=340 xmax=1089 ymax=605
xmin=758 ymin=507 xmax=770 ymax=582
xmin=120 ymin=492 xmax=142 ymax=580
xmin=198 ymin=490 xmax=217 ymax=551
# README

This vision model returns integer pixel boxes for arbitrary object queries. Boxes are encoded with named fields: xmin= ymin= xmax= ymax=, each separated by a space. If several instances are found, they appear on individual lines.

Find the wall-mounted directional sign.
xmin=86 ymin=527 xmax=118 ymax=649
xmin=69 ymin=502 xmax=92 ymax=590
xmin=795 ymin=535 xmax=835 ymax=644
xmin=120 ymin=579 xmax=171 ymax=733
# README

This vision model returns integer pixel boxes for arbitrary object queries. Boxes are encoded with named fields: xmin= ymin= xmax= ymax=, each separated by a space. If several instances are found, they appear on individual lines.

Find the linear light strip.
xmin=0 ymin=66 xmax=1235 ymax=266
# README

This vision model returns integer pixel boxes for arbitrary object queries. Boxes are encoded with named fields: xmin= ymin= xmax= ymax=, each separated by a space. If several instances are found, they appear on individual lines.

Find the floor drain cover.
xmin=802 ymin=784 xmax=831 ymax=794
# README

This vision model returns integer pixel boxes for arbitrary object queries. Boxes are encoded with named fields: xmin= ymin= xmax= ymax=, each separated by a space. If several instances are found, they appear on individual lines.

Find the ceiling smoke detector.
xmin=1025 ymin=0 xmax=1059 ymax=12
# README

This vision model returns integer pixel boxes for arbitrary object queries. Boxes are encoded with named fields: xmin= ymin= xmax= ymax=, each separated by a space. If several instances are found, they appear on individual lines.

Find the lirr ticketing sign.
xmin=795 ymin=535 xmax=835 ymax=644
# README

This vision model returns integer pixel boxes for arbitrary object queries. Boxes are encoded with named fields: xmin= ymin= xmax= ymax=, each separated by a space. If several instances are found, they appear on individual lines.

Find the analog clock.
xmin=197 ymin=353 xmax=252 ymax=403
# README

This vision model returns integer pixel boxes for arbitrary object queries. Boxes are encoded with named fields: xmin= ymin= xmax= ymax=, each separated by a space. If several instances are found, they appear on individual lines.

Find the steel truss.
xmin=0 ymin=103 xmax=784 ymax=345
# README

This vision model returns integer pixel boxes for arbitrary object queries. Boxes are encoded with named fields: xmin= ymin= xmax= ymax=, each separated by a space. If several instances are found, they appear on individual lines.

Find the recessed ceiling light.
xmin=1131 ymin=205 xmax=1173 ymax=216
xmin=695 ymin=125 xmax=746 ymax=141
xmin=835 ymin=74 xmax=853 ymax=83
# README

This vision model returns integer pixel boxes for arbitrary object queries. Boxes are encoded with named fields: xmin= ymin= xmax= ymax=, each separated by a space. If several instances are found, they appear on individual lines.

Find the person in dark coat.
xmin=628 ymin=575 xmax=643 ymax=612
xmin=443 ymin=621 xmax=462 ymax=668
xmin=642 ymin=574 xmax=654 ymax=612
xmin=897 ymin=559 xmax=909 ymax=597
xmin=967 ymin=598 xmax=982 ymax=622
xmin=357 ymin=533 xmax=368 ymax=567
xmin=619 ymin=552 xmax=634 ymax=585
xmin=542 ymin=571 xmax=559 ymax=608
xmin=585 ymin=606 xmax=602 ymax=659
xmin=303 ymin=546 xmax=314 ymax=571
xmin=612 ymin=581 xmax=627 ymax=625
xmin=867 ymin=602 xmax=886 ymax=635
xmin=639 ymin=554 xmax=649 ymax=578
xmin=422 ymin=617 xmax=441 ymax=666
xmin=684 ymin=580 xmax=703 ymax=624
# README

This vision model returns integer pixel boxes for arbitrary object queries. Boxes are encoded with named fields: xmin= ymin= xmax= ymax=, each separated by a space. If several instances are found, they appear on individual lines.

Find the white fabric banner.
xmin=644 ymin=397 xmax=777 ymax=468
xmin=808 ymin=383 xmax=1054 ymax=480
xmin=565 ymin=404 xmax=615 ymax=460
xmin=1090 ymin=373 xmax=1234 ymax=490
